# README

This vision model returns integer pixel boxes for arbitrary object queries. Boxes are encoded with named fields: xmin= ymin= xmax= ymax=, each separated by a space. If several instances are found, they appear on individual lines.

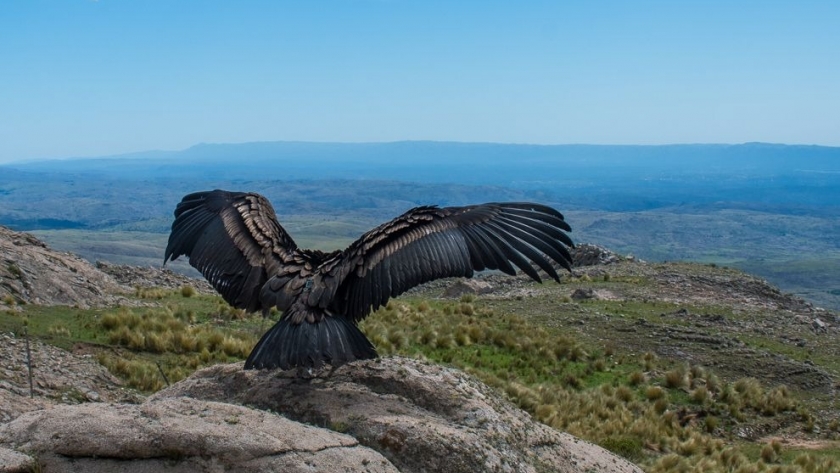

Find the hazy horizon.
xmin=3 ymin=138 xmax=839 ymax=166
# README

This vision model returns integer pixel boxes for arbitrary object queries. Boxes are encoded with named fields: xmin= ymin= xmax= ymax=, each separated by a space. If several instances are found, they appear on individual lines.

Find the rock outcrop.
xmin=0 ymin=357 xmax=642 ymax=473
xmin=442 ymin=279 xmax=494 ymax=298
xmin=95 ymin=261 xmax=214 ymax=294
xmin=0 ymin=226 xmax=128 ymax=308
xmin=1 ymin=397 xmax=396 ymax=473
xmin=570 ymin=243 xmax=626 ymax=267
xmin=0 ymin=332 xmax=141 ymax=425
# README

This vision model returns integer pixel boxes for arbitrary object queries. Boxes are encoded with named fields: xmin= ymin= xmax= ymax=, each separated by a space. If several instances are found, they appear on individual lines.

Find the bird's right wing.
xmin=164 ymin=190 xmax=296 ymax=312
xmin=314 ymin=203 xmax=573 ymax=321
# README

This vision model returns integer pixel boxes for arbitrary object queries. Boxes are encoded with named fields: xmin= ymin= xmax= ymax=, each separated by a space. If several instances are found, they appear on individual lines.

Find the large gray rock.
xmin=0 ymin=356 xmax=642 ymax=472
xmin=153 ymin=357 xmax=642 ymax=473
xmin=442 ymin=279 xmax=495 ymax=298
xmin=0 ymin=396 xmax=397 ymax=473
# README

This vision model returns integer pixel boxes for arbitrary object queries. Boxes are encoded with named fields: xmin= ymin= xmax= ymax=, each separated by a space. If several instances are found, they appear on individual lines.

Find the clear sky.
xmin=1 ymin=1 xmax=838 ymax=163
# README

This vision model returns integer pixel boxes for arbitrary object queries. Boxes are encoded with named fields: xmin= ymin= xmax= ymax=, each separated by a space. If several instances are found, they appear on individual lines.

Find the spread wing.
xmin=164 ymin=190 xmax=297 ymax=312
xmin=313 ymin=203 xmax=573 ymax=321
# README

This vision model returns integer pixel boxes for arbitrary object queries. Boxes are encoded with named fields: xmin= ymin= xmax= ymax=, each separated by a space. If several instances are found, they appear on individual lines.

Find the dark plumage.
xmin=164 ymin=190 xmax=574 ymax=370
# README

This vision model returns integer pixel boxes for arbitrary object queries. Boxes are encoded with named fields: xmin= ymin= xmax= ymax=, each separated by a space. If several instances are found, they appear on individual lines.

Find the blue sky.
xmin=1 ymin=1 xmax=838 ymax=163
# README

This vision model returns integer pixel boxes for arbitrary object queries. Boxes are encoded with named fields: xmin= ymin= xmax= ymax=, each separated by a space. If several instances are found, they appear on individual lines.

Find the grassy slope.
xmin=2 ymin=260 xmax=838 ymax=472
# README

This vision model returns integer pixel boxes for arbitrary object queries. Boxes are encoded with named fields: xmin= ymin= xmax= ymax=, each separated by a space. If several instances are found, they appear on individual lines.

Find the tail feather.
xmin=244 ymin=316 xmax=377 ymax=370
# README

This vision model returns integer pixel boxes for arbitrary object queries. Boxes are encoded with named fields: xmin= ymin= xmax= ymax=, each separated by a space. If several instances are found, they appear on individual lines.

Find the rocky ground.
xmin=95 ymin=260 xmax=214 ymax=294
xmin=0 ymin=331 xmax=143 ymax=423
xmin=1 ymin=229 xmax=838 ymax=471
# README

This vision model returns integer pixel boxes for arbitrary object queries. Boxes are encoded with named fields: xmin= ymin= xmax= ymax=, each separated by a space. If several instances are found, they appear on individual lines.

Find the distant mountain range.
xmin=2 ymin=140 xmax=839 ymax=309
xmin=10 ymin=141 xmax=840 ymax=184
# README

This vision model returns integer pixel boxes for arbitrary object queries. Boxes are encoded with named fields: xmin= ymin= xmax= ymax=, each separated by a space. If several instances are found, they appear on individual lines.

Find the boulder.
xmin=0 ymin=357 xmax=643 ymax=473
xmin=153 ymin=357 xmax=642 ymax=473
xmin=570 ymin=244 xmax=624 ymax=267
xmin=0 ymin=397 xmax=397 ymax=473
xmin=571 ymin=288 xmax=596 ymax=300
xmin=442 ymin=279 xmax=494 ymax=298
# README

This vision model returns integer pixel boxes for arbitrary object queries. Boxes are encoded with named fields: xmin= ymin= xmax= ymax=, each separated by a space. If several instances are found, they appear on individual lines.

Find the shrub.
xmin=221 ymin=336 xmax=249 ymax=357
xmin=628 ymin=371 xmax=646 ymax=386
xmin=760 ymin=440 xmax=781 ymax=463
xmin=7 ymin=263 xmax=22 ymax=278
xmin=97 ymin=354 xmax=165 ymax=392
xmin=458 ymin=303 xmax=475 ymax=316
xmin=600 ymin=435 xmax=643 ymax=461
xmin=645 ymin=386 xmax=666 ymax=401
xmin=664 ymin=367 xmax=687 ymax=389
xmin=454 ymin=330 xmax=471 ymax=347
xmin=642 ymin=352 xmax=657 ymax=371
xmin=760 ymin=385 xmax=795 ymax=415
xmin=144 ymin=331 xmax=170 ymax=353
xmin=615 ymin=386 xmax=634 ymax=403
xmin=134 ymin=286 xmax=169 ymax=299
xmin=180 ymin=285 xmax=196 ymax=298
xmin=690 ymin=386 xmax=709 ymax=405
xmin=48 ymin=324 xmax=71 ymax=337
xmin=563 ymin=374 xmax=582 ymax=389
xmin=705 ymin=373 xmax=721 ymax=393
xmin=434 ymin=334 xmax=456 ymax=349
xmin=419 ymin=329 xmax=437 ymax=346
xmin=704 ymin=416 xmax=719 ymax=433
xmin=387 ymin=330 xmax=408 ymax=350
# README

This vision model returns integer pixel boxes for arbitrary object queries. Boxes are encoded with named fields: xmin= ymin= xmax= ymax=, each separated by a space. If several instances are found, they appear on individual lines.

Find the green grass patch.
xmin=2 ymin=290 xmax=262 ymax=392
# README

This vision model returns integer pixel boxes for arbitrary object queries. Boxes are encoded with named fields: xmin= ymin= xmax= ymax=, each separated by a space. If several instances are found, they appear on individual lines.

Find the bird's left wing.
xmin=311 ymin=203 xmax=573 ymax=321
xmin=164 ymin=190 xmax=296 ymax=312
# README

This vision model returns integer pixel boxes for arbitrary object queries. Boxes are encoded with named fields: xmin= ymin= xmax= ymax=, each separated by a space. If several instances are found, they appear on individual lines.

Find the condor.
xmin=165 ymin=190 xmax=573 ymax=370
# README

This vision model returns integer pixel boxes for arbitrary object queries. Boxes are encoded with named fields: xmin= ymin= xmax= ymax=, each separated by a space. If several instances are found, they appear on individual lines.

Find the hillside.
xmin=1 ymin=229 xmax=838 ymax=472
xmin=0 ymin=226 xmax=127 ymax=308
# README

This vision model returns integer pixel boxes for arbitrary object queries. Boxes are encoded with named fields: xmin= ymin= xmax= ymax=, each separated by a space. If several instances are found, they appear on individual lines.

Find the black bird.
xmin=164 ymin=190 xmax=574 ymax=370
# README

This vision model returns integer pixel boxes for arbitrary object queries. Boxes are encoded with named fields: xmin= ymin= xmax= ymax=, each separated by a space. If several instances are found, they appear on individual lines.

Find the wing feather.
xmin=500 ymin=209 xmax=574 ymax=247
xmin=489 ymin=219 xmax=568 ymax=274
xmin=462 ymin=225 xmax=517 ymax=275
xmin=164 ymin=190 xmax=296 ymax=312
xmin=495 ymin=213 xmax=574 ymax=266
xmin=323 ymin=203 xmax=573 ymax=321
xmin=479 ymin=223 xmax=546 ymax=281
